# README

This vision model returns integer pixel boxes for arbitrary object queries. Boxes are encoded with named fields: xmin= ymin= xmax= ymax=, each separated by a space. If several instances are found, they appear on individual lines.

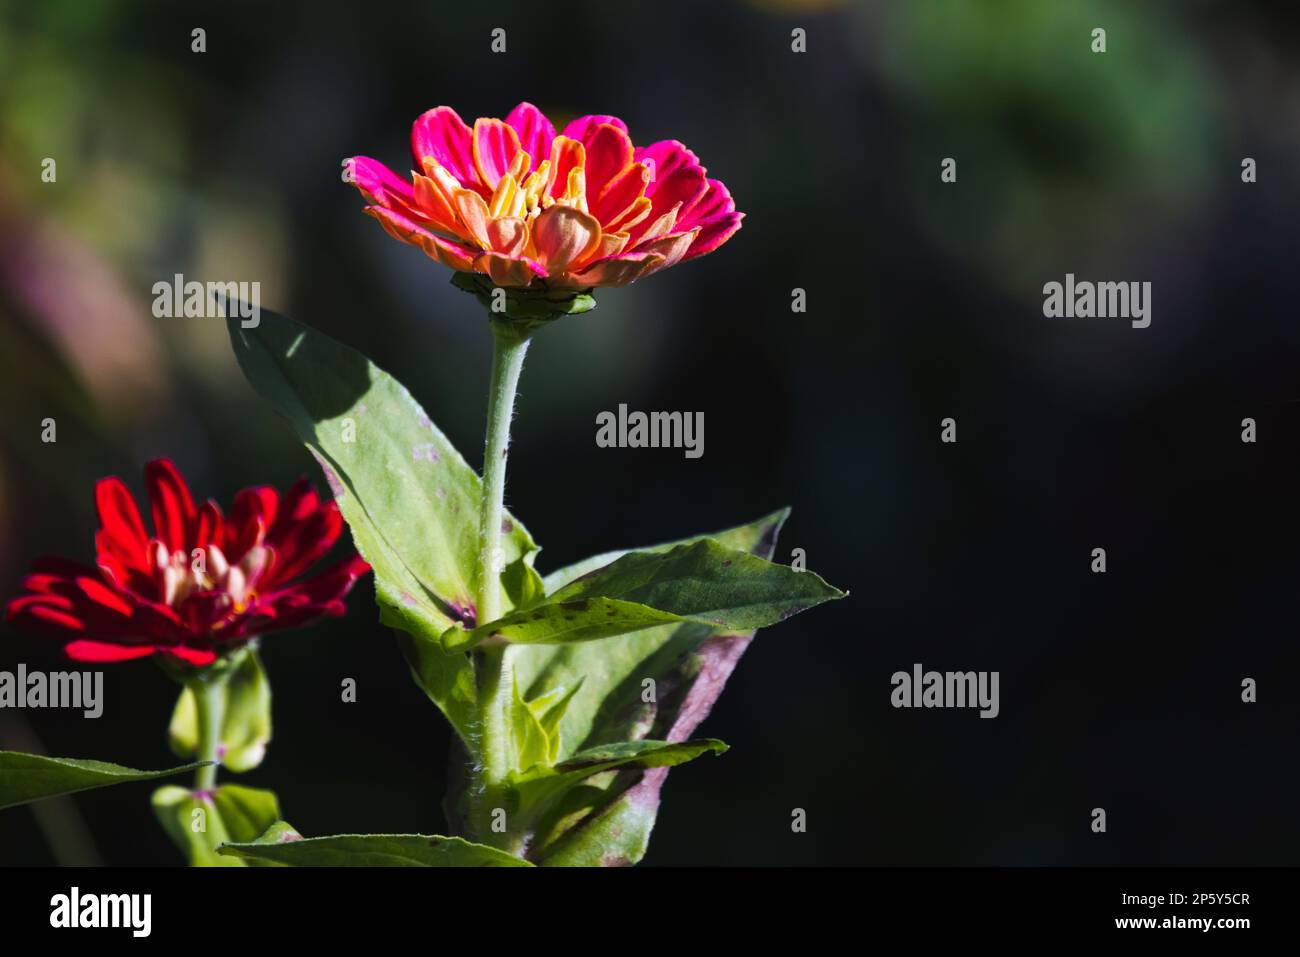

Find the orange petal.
xmin=488 ymin=173 xmax=519 ymax=219
xmin=453 ymin=188 xmax=492 ymax=248
xmin=636 ymin=201 xmax=682 ymax=244
xmin=487 ymin=217 xmax=528 ymax=256
xmin=631 ymin=228 xmax=699 ymax=275
xmin=472 ymin=118 xmax=524 ymax=191
xmin=474 ymin=252 xmax=546 ymax=287
xmin=412 ymin=173 xmax=462 ymax=234
xmin=592 ymin=230 xmax=629 ymax=260
xmin=593 ymin=162 xmax=651 ymax=229
xmin=570 ymin=251 xmax=666 ymax=287
xmin=546 ymin=136 xmax=585 ymax=199
xmin=531 ymin=204 xmax=602 ymax=273
xmin=605 ymin=195 xmax=652 ymax=233
xmin=364 ymin=207 xmax=478 ymax=271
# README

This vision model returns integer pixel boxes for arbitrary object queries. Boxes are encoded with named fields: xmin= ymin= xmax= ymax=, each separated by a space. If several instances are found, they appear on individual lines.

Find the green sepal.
xmin=451 ymin=271 xmax=596 ymax=334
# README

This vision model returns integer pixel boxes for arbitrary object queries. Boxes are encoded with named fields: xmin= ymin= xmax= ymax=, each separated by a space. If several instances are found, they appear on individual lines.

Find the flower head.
xmin=345 ymin=103 xmax=742 ymax=291
xmin=6 ymin=460 xmax=370 ymax=666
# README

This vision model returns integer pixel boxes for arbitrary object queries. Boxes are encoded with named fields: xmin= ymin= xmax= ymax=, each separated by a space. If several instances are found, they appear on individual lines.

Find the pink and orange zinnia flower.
xmin=6 ymin=460 xmax=370 ymax=666
xmin=345 ymin=102 xmax=742 ymax=289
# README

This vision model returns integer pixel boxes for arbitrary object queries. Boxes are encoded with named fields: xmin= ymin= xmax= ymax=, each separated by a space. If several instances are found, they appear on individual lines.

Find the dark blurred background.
xmin=1 ymin=0 xmax=1298 ymax=866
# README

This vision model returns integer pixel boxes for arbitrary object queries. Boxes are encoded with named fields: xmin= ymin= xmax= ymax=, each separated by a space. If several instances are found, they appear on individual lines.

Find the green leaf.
xmin=444 ymin=538 xmax=843 ymax=652
xmin=0 ymin=752 xmax=206 ymax=811
xmin=508 ymin=675 xmax=551 ymax=773
xmin=530 ymin=680 xmax=584 ymax=765
xmin=152 ymin=783 xmax=282 ymax=867
xmin=169 ymin=649 xmax=271 ymax=771
xmin=511 ymin=511 xmax=804 ymax=864
xmin=228 ymin=307 xmax=541 ymax=746
xmin=217 ymin=833 xmax=533 ymax=867
xmin=513 ymin=738 xmax=726 ymax=815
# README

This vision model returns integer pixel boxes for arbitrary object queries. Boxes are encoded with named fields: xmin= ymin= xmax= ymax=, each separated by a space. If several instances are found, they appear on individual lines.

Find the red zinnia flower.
xmin=6 ymin=460 xmax=370 ymax=666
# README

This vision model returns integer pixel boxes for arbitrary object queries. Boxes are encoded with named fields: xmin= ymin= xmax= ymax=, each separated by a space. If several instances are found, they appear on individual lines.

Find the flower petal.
xmin=487 ymin=217 xmax=528 ymax=257
xmin=452 ymin=188 xmax=492 ymax=248
xmin=94 ymin=477 xmax=149 ymax=575
xmin=345 ymin=156 xmax=418 ymax=213
xmin=472 ymin=118 xmax=524 ymax=191
xmin=630 ymin=228 xmax=700 ymax=275
xmin=411 ymin=173 xmax=463 ymax=234
xmin=684 ymin=211 xmax=744 ymax=261
xmin=531 ymin=205 xmax=602 ymax=273
xmin=678 ymin=177 xmax=736 ymax=230
xmin=634 ymin=140 xmax=701 ymax=197
xmin=580 ymin=122 xmax=635 ymax=201
xmin=627 ymin=163 xmax=708 ymax=245
xmin=569 ymin=250 xmax=666 ymax=287
xmin=545 ymin=136 xmax=585 ymax=200
xmin=223 ymin=486 xmax=276 ymax=564
xmin=64 ymin=640 xmax=157 ymax=662
xmin=364 ymin=206 xmax=480 ymax=270
xmin=145 ymin=459 xmax=197 ymax=552
xmin=561 ymin=114 xmax=628 ymax=142
xmin=410 ymin=106 xmax=480 ymax=191
xmin=592 ymin=161 xmax=651 ymax=228
xmin=474 ymin=252 xmax=546 ymax=287
xmin=506 ymin=102 xmax=556 ymax=171
xmin=160 ymin=644 xmax=218 ymax=666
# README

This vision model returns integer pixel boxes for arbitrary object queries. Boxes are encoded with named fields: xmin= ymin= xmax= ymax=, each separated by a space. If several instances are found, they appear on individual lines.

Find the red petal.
xmin=94 ymin=477 xmax=150 ymax=574
xmin=159 ymin=645 xmax=218 ymax=666
xmin=223 ymin=486 xmax=277 ymax=563
xmin=65 ymin=640 xmax=157 ymax=662
xmin=193 ymin=500 xmax=223 ymax=551
xmin=145 ymin=459 xmax=197 ymax=552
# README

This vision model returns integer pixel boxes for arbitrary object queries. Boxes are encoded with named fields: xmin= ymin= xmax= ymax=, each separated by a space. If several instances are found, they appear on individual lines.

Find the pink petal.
xmin=506 ymin=102 xmax=556 ymax=171
xmin=346 ymin=156 xmax=417 ymax=210
xmin=678 ymin=178 xmax=736 ymax=230
xmin=634 ymin=140 xmax=701 ymax=197
xmin=560 ymin=114 xmax=628 ymax=143
xmin=684 ymin=211 xmax=744 ymax=261
xmin=410 ymin=106 xmax=480 ymax=191
xmin=627 ymin=163 xmax=708 ymax=245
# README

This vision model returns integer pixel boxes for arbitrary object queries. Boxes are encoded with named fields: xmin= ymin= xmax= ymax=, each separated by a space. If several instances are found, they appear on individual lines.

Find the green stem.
xmin=191 ymin=675 xmax=226 ymax=793
xmin=476 ymin=325 xmax=530 ymax=791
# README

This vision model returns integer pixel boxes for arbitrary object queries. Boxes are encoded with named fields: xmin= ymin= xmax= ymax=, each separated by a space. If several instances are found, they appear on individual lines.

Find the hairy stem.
xmin=476 ymin=325 xmax=530 ymax=795
xmin=191 ymin=675 xmax=226 ymax=793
